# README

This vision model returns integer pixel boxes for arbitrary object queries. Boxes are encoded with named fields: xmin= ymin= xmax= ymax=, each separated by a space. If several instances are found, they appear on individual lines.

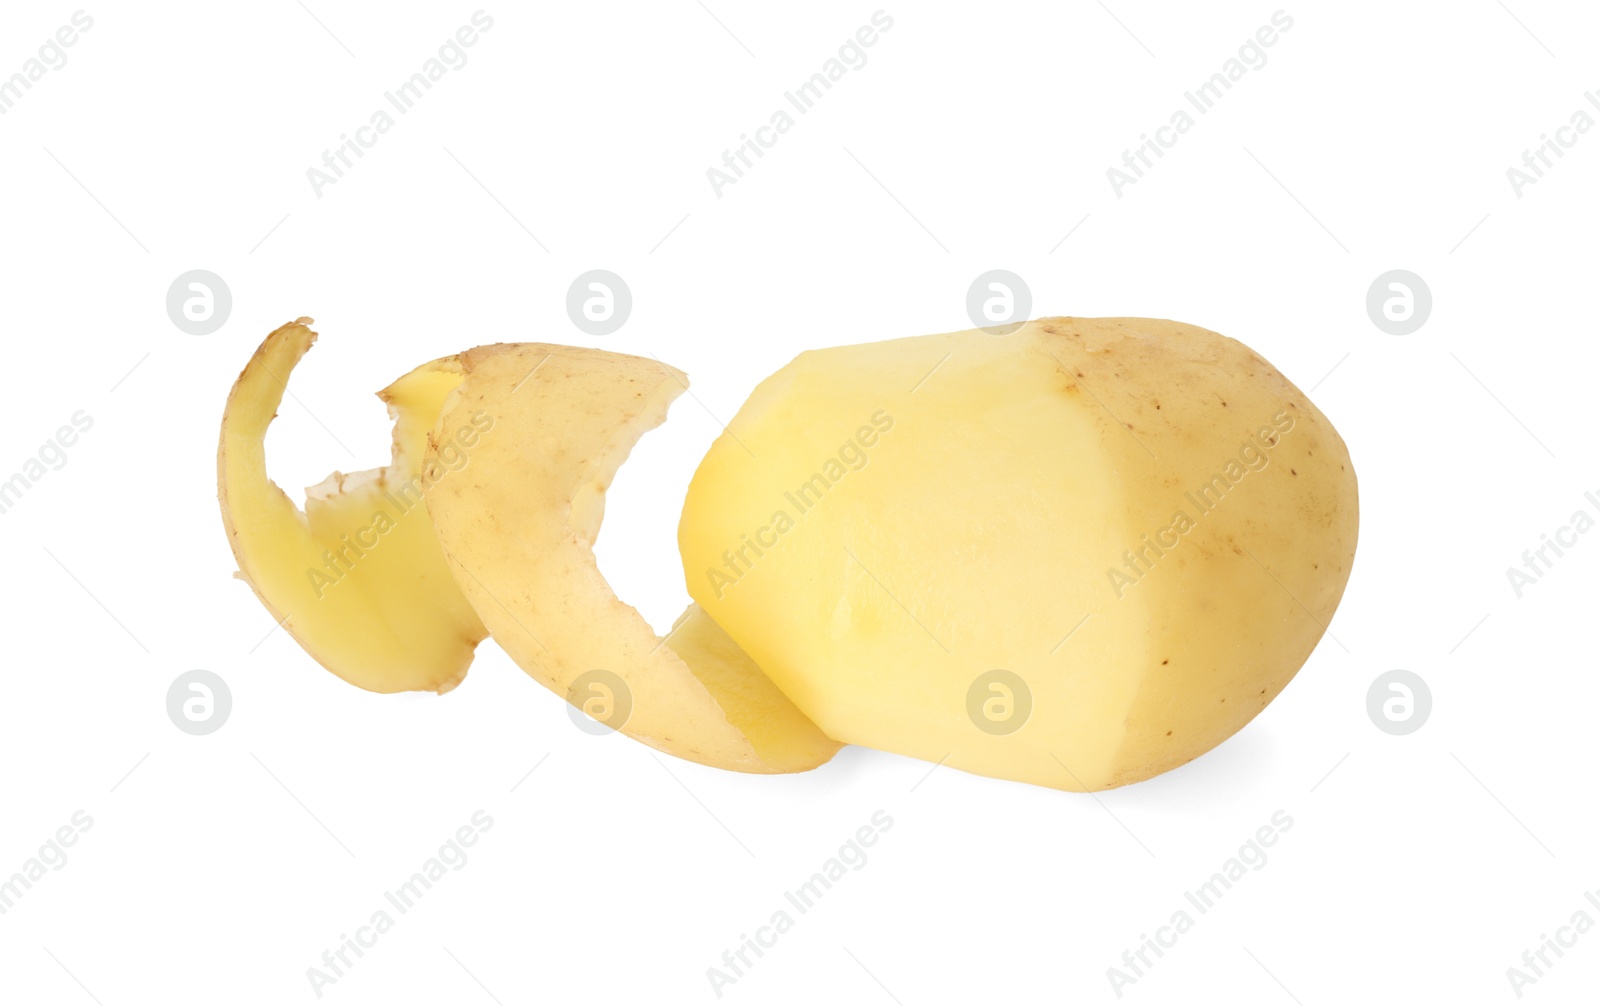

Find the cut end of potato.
xmin=424 ymin=343 xmax=840 ymax=773
xmin=217 ymin=319 xmax=487 ymax=694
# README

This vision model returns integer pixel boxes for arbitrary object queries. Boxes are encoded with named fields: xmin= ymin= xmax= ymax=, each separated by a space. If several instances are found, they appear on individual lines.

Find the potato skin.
xmin=423 ymin=343 xmax=839 ymax=774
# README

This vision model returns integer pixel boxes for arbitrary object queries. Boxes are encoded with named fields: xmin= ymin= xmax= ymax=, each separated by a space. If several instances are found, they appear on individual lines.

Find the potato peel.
xmin=217 ymin=319 xmax=487 ymax=694
xmin=422 ymin=343 xmax=840 ymax=773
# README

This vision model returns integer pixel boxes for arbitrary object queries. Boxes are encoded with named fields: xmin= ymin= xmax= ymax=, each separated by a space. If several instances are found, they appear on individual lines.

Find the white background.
xmin=1 ymin=1 xmax=1596 ymax=1003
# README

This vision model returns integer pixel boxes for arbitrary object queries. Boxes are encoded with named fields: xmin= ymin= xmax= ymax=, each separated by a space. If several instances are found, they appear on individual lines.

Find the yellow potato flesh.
xmin=217 ymin=320 xmax=486 ymax=693
xmin=679 ymin=318 xmax=1358 ymax=790
xmin=423 ymin=343 xmax=840 ymax=773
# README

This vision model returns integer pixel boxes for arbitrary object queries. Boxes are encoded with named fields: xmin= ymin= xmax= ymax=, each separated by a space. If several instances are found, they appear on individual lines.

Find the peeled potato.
xmin=422 ymin=343 xmax=840 ymax=773
xmin=678 ymin=317 xmax=1358 ymax=791
xmin=217 ymin=319 xmax=487 ymax=693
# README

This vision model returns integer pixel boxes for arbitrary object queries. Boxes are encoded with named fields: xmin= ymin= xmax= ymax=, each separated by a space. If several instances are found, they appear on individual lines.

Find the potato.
xmin=217 ymin=319 xmax=487 ymax=693
xmin=422 ymin=343 xmax=840 ymax=773
xmin=678 ymin=317 xmax=1358 ymax=790
xmin=221 ymin=316 xmax=1355 ymax=792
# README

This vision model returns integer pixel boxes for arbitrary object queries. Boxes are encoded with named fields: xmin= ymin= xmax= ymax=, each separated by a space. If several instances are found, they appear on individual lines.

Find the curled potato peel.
xmin=420 ymin=343 xmax=839 ymax=773
xmin=219 ymin=324 xmax=838 ymax=774
xmin=217 ymin=319 xmax=486 ymax=694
